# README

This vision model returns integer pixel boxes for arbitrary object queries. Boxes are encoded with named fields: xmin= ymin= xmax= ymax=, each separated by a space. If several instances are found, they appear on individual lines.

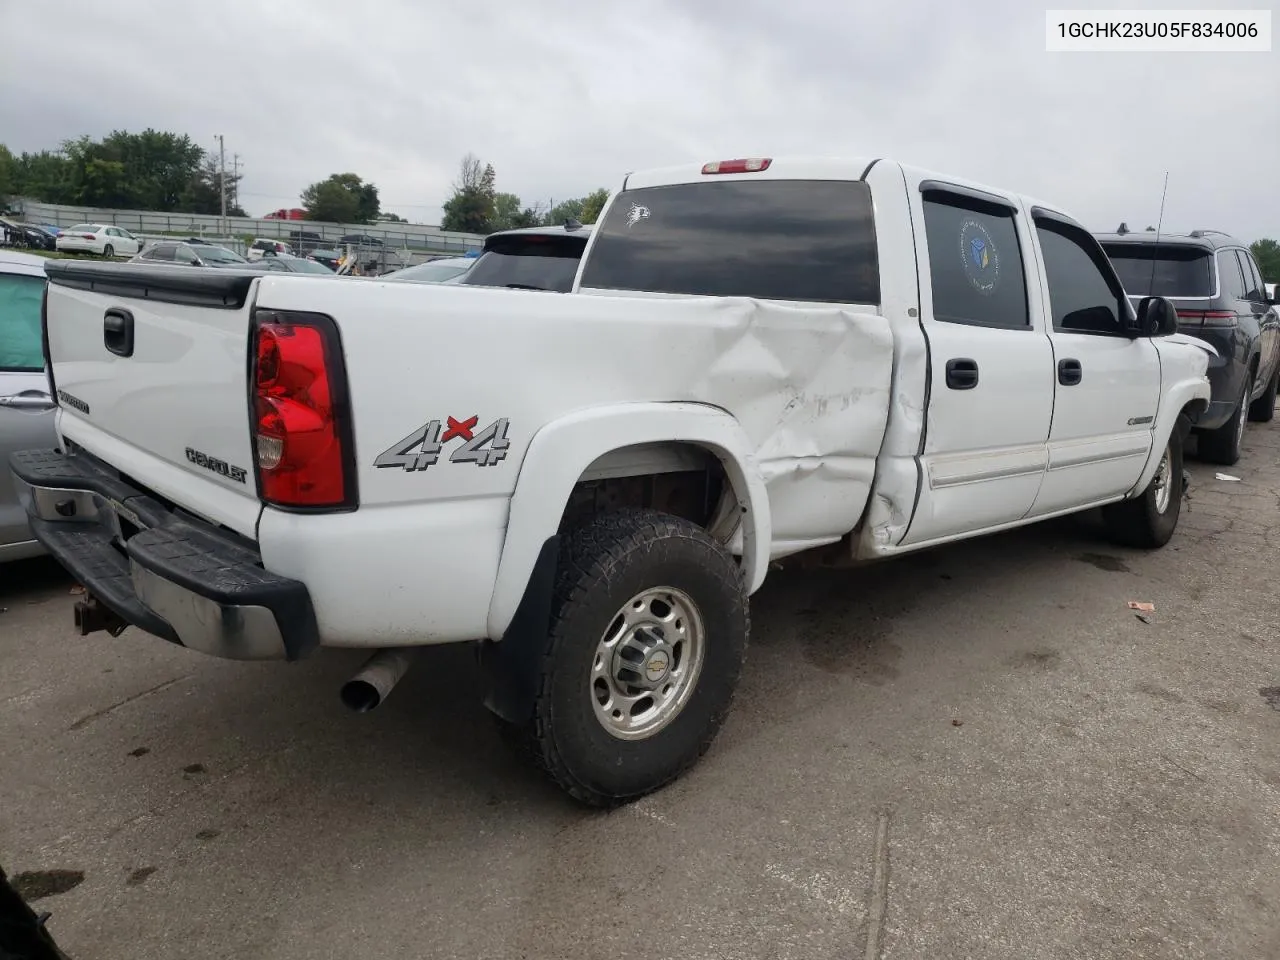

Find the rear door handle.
xmin=945 ymin=358 xmax=979 ymax=390
xmin=0 ymin=391 xmax=55 ymax=412
xmin=1058 ymin=358 xmax=1083 ymax=386
xmin=103 ymin=307 xmax=135 ymax=358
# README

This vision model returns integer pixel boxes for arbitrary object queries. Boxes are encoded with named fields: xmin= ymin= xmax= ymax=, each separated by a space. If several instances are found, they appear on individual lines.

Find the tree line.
xmin=440 ymin=153 xmax=609 ymax=234
xmin=0 ymin=130 xmax=247 ymax=217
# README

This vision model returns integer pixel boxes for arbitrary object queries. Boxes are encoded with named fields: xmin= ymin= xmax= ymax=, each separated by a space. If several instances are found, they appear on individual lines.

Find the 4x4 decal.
xmin=374 ymin=416 xmax=511 ymax=471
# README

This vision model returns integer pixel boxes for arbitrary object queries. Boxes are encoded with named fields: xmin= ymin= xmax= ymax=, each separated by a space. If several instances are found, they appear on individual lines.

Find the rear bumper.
xmin=8 ymin=448 xmax=318 ymax=661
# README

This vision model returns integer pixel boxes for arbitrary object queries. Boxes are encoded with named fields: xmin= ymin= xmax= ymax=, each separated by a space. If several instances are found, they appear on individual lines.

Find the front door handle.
xmin=945 ymin=358 xmax=979 ymax=390
xmin=0 ymin=391 xmax=55 ymax=412
xmin=103 ymin=307 xmax=135 ymax=358
xmin=1058 ymin=358 xmax=1083 ymax=386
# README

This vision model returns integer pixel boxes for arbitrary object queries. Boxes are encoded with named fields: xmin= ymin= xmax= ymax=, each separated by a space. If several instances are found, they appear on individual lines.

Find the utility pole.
xmin=231 ymin=154 xmax=243 ymax=214
xmin=215 ymin=134 xmax=226 ymax=234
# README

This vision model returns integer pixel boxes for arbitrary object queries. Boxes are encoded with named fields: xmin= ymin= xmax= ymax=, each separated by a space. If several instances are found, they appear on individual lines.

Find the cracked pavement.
xmin=2 ymin=424 xmax=1278 ymax=959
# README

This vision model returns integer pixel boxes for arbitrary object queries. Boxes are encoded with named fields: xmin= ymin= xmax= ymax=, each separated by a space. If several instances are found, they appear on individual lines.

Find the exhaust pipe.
xmin=340 ymin=648 xmax=416 ymax=713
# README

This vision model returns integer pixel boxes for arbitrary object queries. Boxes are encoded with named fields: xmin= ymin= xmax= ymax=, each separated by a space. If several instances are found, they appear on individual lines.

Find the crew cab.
xmin=10 ymin=156 xmax=1211 ymax=807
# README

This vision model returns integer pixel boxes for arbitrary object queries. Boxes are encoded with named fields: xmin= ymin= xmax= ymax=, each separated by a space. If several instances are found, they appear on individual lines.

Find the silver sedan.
xmin=0 ymin=250 xmax=54 ymax=561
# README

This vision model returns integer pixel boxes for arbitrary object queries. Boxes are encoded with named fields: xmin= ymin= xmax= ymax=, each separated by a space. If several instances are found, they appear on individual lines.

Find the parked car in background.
xmin=54 ymin=223 xmax=141 ymax=258
xmin=383 ymin=256 xmax=475 ymax=284
xmin=288 ymin=229 xmax=326 ymax=254
xmin=0 ymin=250 xmax=54 ymax=561
xmin=246 ymin=253 xmax=337 ymax=275
xmin=338 ymin=233 xmax=384 ymax=247
xmin=16 ymin=224 xmax=58 ymax=251
xmin=132 ymin=239 xmax=248 ymax=268
xmin=455 ymin=222 xmax=594 ymax=293
xmin=307 ymin=249 xmax=342 ymax=271
xmin=1098 ymin=228 xmax=1280 ymax=465
xmin=247 ymin=238 xmax=294 ymax=261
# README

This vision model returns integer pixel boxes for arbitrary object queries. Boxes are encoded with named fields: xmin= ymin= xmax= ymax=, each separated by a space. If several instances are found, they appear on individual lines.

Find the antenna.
xmin=1147 ymin=172 xmax=1169 ymax=295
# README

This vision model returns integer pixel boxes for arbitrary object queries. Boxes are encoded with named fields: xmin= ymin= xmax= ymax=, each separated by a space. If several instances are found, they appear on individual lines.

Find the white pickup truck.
xmin=12 ymin=156 xmax=1212 ymax=807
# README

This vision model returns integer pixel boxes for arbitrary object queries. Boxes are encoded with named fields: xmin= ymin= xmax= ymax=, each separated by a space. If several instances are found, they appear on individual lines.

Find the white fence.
xmin=15 ymin=199 xmax=488 ymax=256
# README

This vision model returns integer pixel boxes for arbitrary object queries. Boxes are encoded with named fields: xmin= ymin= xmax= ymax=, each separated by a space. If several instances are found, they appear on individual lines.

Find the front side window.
xmin=922 ymin=193 xmax=1028 ymax=329
xmin=0 ymin=273 xmax=46 ymax=371
xmin=1036 ymin=220 xmax=1128 ymax=335
xmin=580 ymin=179 xmax=880 ymax=304
xmin=146 ymin=244 xmax=177 ymax=261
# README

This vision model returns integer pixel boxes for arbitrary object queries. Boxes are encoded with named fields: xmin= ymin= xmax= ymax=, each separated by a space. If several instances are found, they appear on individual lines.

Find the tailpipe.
xmin=340 ymin=648 xmax=416 ymax=713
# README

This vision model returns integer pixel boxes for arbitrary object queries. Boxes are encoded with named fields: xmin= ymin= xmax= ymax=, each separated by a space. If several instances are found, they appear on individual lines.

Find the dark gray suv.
xmin=1098 ymin=228 xmax=1280 ymax=465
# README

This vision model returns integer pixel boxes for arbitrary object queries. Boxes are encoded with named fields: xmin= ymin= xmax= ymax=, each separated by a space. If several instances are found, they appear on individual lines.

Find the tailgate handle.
xmin=103 ymin=308 xmax=135 ymax=358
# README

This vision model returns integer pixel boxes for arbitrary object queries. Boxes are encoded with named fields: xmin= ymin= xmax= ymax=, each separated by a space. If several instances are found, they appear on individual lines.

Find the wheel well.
xmin=558 ymin=442 xmax=736 ymax=540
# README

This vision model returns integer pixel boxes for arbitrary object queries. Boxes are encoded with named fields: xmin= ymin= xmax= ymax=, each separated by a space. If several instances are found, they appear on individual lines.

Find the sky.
xmin=1 ymin=0 xmax=1277 ymax=240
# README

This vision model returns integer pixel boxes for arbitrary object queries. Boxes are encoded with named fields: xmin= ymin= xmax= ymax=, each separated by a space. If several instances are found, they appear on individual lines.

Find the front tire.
xmin=518 ymin=509 xmax=748 ymax=808
xmin=1103 ymin=428 xmax=1183 ymax=548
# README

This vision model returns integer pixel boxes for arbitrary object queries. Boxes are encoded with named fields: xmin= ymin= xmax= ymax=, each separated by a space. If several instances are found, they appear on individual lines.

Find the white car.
xmin=15 ymin=155 xmax=1212 ymax=807
xmin=247 ymin=238 xmax=295 ymax=262
xmin=54 ymin=224 xmax=141 ymax=258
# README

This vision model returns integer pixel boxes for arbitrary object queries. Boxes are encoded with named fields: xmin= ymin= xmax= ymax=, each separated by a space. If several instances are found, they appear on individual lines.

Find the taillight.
xmin=702 ymin=158 xmax=772 ymax=174
xmin=1176 ymin=309 xmax=1237 ymax=327
xmin=82 ymin=233 xmax=96 ymax=240
xmin=250 ymin=311 xmax=356 ymax=509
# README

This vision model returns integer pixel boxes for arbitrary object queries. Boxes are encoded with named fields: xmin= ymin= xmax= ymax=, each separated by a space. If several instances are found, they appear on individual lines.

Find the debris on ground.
xmin=951 ymin=718 xmax=963 ymax=727
xmin=1127 ymin=601 xmax=1155 ymax=613
xmin=1135 ymin=614 xmax=1153 ymax=624
xmin=1215 ymin=473 xmax=1241 ymax=482
xmin=69 ymin=585 xmax=85 ymax=595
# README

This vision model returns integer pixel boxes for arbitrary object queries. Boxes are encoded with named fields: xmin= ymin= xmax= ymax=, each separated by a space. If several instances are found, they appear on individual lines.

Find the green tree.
xmin=579 ymin=188 xmax=610 ymax=224
xmin=380 ymin=212 xmax=407 ymax=223
xmin=491 ymin=191 xmax=542 ymax=231
xmin=440 ymin=153 xmax=497 ymax=233
xmin=544 ymin=197 xmax=584 ymax=226
xmin=12 ymin=149 xmax=74 ymax=204
xmin=178 ymin=156 xmax=246 ymax=217
xmin=1251 ymin=238 xmax=1280 ymax=284
xmin=60 ymin=130 xmax=204 ymax=209
xmin=301 ymin=172 xmax=380 ymax=224
xmin=0 ymin=145 xmax=15 ymax=203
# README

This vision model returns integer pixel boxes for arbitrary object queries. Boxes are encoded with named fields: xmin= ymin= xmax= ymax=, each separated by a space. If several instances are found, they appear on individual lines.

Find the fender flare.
xmin=1127 ymin=375 xmax=1211 ymax=497
xmin=485 ymin=402 xmax=771 ymax=640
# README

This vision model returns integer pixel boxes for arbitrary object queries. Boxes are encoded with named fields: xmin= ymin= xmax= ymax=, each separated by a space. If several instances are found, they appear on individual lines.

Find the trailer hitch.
xmin=73 ymin=595 xmax=129 ymax=638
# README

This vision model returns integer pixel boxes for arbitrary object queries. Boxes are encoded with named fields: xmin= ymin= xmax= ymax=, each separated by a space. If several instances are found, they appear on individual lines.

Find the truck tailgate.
xmin=43 ymin=261 xmax=263 ymax=537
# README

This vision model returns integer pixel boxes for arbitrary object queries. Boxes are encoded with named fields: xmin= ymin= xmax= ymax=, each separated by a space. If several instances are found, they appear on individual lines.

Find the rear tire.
xmin=102 ymin=243 xmax=114 ymax=259
xmin=1103 ymin=428 xmax=1183 ymax=548
xmin=512 ymin=508 xmax=748 ymax=808
xmin=1248 ymin=369 xmax=1277 ymax=423
xmin=1197 ymin=376 xmax=1249 ymax=466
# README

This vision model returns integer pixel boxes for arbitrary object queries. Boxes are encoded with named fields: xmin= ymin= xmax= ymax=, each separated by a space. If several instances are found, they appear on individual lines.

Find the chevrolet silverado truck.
xmin=11 ymin=156 xmax=1212 ymax=807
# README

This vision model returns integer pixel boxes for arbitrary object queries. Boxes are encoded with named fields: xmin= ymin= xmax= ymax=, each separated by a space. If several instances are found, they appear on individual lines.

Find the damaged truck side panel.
xmin=14 ymin=155 xmax=1212 ymax=808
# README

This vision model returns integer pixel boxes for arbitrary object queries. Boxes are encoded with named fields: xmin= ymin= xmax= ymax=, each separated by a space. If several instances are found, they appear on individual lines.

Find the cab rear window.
xmin=579 ymin=180 xmax=880 ymax=304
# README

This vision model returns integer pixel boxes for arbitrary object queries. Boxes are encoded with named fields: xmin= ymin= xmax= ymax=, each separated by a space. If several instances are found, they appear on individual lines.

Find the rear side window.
xmin=579 ymin=180 xmax=880 ymax=304
xmin=1217 ymin=250 xmax=1247 ymax=300
xmin=922 ymin=193 xmax=1028 ymax=329
xmin=1103 ymin=244 xmax=1213 ymax=298
xmin=0 ymin=273 xmax=46 ymax=371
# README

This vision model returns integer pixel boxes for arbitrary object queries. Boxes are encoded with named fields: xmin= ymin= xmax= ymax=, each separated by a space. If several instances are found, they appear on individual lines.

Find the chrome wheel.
xmin=590 ymin=586 xmax=705 ymax=741
xmin=1152 ymin=443 xmax=1172 ymax=514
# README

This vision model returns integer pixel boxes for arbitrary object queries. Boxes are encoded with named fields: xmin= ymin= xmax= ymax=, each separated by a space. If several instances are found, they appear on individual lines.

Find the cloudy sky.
xmin=2 ymin=0 xmax=1276 ymax=240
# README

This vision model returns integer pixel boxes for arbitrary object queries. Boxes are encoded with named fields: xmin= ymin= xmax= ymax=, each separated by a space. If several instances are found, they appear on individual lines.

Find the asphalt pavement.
xmin=2 ymin=426 xmax=1278 ymax=960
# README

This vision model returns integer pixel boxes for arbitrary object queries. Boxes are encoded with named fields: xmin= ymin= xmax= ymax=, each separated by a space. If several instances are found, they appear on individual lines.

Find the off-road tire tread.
xmin=515 ymin=508 xmax=748 ymax=808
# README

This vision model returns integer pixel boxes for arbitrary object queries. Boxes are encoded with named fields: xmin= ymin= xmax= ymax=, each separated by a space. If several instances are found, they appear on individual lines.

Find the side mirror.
xmin=1136 ymin=296 xmax=1179 ymax=337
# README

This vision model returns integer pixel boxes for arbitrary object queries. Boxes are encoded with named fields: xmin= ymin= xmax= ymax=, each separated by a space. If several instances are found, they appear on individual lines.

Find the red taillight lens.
xmin=1176 ymin=309 xmax=1237 ymax=327
xmin=702 ymin=158 xmax=772 ymax=175
xmin=82 ymin=233 xmax=96 ymax=240
xmin=251 ymin=313 xmax=354 ymax=508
